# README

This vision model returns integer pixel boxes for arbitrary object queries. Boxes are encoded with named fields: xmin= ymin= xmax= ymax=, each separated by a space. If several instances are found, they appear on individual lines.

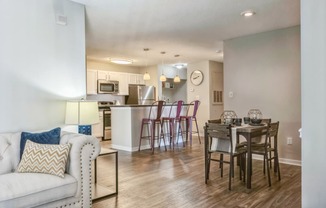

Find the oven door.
xmin=103 ymin=110 xmax=111 ymax=140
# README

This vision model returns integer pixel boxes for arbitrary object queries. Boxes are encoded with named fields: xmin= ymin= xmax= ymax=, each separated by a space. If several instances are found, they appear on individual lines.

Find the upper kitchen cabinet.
xmin=97 ymin=70 xmax=109 ymax=80
xmin=129 ymin=73 xmax=145 ymax=85
xmin=98 ymin=70 xmax=120 ymax=81
xmin=87 ymin=69 xmax=98 ymax=95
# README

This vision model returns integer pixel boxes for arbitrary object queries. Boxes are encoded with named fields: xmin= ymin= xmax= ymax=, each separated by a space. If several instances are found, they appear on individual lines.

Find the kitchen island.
xmin=110 ymin=104 xmax=188 ymax=151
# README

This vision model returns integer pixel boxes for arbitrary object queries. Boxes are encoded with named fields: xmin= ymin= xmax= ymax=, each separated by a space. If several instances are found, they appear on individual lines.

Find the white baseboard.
xmin=252 ymin=155 xmax=301 ymax=166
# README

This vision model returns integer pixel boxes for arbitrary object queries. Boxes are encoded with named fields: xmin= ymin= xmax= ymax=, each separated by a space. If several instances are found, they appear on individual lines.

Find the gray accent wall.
xmin=0 ymin=0 xmax=85 ymax=132
xmin=301 ymin=0 xmax=326 ymax=206
xmin=224 ymin=26 xmax=301 ymax=163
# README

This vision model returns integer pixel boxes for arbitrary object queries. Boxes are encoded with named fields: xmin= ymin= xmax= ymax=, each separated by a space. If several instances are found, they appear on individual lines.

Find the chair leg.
xmin=275 ymin=151 xmax=281 ymax=181
xmin=265 ymin=153 xmax=271 ymax=186
xmin=194 ymin=117 xmax=201 ymax=144
xmin=206 ymin=153 xmax=212 ymax=182
xmin=229 ymin=157 xmax=233 ymax=190
xmin=138 ymin=122 xmax=144 ymax=151
xmin=263 ymin=155 xmax=266 ymax=175
xmin=242 ymin=154 xmax=246 ymax=183
xmin=220 ymin=154 xmax=224 ymax=177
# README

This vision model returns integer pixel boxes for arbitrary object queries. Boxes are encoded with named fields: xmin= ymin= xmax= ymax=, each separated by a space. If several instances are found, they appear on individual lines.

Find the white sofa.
xmin=0 ymin=131 xmax=100 ymax=208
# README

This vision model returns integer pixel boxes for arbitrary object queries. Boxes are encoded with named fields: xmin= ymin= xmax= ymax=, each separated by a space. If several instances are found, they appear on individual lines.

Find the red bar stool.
xmin=180 ymin=100 xmax=201 ymax=145
xmin=138 ymin=100 xmax=167 ymax=153
xmin=161 ymin=100 xmax=184 ymax=150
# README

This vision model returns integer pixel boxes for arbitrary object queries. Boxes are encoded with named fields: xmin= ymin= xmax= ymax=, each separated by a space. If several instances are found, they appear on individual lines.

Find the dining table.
xmin=233 ymin=124 xmax=269 ymax=189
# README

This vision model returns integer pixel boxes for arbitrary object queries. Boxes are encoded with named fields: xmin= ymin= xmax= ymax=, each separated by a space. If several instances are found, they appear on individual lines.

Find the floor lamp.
xmin=65 ymin=100 xmax=99 ymax=135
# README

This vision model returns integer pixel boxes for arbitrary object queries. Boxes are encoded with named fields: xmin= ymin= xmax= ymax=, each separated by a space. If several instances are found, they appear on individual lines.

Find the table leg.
xmin=95 ymin=158 xmax=97 ymax=184
xmin=115 ymin=152 xmax=118 ymax=194
xmin=247 ymin=134 xmax=252 ymax=189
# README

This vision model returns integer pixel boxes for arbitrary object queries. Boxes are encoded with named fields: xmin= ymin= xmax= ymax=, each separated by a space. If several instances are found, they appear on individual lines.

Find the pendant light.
xmin=159 ymin=51 xmax=167 ymax=82
xmin=173 ymin=55 xmax=181 ymax=83
xmin=143 ymin=48 xmax=150 ymax=81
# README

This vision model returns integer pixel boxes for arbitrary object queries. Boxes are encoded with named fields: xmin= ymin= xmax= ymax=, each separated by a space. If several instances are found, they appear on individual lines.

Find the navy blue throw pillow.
xmin=20 ymin=127 xmax=61 ymax=159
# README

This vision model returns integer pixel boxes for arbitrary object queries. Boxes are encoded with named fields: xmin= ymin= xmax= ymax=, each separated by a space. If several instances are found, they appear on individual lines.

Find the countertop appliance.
xmin=97 ymin=79 xmax=119 ymax=94
xmin=98 ymin=102 xmax=113 ymax=140
xmin=126 ymin=85 xmax=156 ymax=105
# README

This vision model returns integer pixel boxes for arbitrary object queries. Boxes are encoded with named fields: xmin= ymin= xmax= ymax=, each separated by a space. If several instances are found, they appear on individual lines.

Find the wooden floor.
xmin=92 ymin=138 xmax=301 ymax=208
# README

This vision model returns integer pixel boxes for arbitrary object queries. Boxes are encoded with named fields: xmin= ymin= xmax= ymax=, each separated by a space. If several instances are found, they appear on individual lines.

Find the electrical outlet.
xmin=287 ymin=137 xmax=293 ymax=145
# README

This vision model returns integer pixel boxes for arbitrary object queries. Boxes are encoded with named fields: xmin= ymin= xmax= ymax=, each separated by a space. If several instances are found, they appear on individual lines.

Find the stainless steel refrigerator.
xmin=126 ymin=85 xmax=156 ymax=105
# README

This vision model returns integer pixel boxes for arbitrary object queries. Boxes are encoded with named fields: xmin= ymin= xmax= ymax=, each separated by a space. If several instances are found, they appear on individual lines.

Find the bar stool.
xmin=180 ymin=100 xmax=201 ymax=145
xmin=161 ymin=100 xmax=184 ymax=150
xmin=138 ymin=100 xmax=167 ymax=153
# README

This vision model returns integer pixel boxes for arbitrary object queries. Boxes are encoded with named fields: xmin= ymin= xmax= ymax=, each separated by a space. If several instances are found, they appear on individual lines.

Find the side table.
xmin=92 ymin=148 xmax=118 ymax=201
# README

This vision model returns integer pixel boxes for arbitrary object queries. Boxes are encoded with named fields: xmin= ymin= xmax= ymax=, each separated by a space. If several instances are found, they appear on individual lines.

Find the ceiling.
xmin=83 ymin=0 xmax=300 ymax=67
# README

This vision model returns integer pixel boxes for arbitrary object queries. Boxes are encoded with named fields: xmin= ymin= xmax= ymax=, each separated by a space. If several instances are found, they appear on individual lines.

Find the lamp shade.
xmin=160 ymin=74 xmax=167 ymax=82
xmin=143 ymin=72 xmax=151 ymax=80
xmin=174 ymin=75 xmax=181 ymax=83
xmin=65 ymin=100 xmax=99 ymax=125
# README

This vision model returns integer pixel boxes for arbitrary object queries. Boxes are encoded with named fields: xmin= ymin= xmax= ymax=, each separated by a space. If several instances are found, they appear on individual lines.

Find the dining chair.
xmin=256 ymin=121 xmax=281 ymax=180
xmin=204 ymin=122 xmax=247 ymax=190
xmin=180 ymin=100 xmax=201 ymax=145
xmin=249 ymin=124 xmax=277 ymax=186
xmin=161 ymin=100 xmax=184 ymax=150
xmin=138 ymin=100 xmax=167 ymax=153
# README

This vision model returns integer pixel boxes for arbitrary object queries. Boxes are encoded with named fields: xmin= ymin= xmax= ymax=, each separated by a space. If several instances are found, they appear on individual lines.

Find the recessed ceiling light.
xmin=241 ymin=10 xmax=256 ymax=17
xmin=174 ymin=63 xmax=187 ymax=69
xmin=110 ymin=58 xmax=133 ymax=65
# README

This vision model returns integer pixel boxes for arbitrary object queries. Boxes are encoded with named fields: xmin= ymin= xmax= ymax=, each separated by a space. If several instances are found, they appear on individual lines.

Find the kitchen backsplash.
xmin=87 ymin=94 xmax=125 ymax=104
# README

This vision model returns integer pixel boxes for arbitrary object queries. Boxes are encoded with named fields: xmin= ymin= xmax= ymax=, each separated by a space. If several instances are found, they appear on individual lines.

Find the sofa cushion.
xmin=0 ymin=133 xmax=21 ymax=175
xmin=17 ymin=140 xmax=71 ymax=178
xmin=0 ymin=172 xmax=77 ymax=208
xmin=20 ymin=127 xmax=61 ymax=159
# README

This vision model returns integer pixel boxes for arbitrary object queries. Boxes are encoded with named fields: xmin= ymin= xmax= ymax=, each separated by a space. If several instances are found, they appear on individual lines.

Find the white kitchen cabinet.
xmin=129 ymin=73 xmax=145 ymax=85
xmin=117 ymin=72 xmax=129 ymax=95
xmin=97 ymin=70 xmax=109 ymax=80
xmin=92 ymin=112 xmax=103 ymax=138
xmin=87 ymin=70 xmax=98 ymax=95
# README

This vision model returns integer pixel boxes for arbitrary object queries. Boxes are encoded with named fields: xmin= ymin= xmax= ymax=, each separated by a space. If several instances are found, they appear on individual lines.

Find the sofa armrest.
xmin=59 ymin=131 xmax=100 ymax=207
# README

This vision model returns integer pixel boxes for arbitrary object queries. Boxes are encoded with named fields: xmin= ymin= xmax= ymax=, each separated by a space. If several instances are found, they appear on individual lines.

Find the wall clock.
xmin=190 ymin=70 xmax=204 ymax=86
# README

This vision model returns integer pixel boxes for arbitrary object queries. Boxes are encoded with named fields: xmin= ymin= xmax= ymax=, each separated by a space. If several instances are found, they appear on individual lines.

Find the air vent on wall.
xmin=213 ymin=90 xmax=223 ymax=104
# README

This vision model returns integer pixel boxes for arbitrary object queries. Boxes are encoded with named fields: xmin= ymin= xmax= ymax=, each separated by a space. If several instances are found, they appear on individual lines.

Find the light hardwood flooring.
xmin=92 ymin=138 xmax=301 ymax=208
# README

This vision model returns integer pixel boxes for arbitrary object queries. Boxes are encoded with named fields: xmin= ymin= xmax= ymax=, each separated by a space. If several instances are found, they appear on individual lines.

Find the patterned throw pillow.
xmin=20 ymin=127 xmax=61 ymax=159
xmin=17 ymin=140 xmax=71 ymax=178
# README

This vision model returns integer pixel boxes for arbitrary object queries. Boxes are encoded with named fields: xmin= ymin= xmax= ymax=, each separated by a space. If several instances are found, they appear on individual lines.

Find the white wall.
xmin=301 ymin=0 xmax=326 ymax=206
xmin=187 ymin=61 xmax=210 ymax=134
xmin=224 ymin=26 xmax=301 ymax=162
xmin=0 ymin=0 xmax=85 ymax=132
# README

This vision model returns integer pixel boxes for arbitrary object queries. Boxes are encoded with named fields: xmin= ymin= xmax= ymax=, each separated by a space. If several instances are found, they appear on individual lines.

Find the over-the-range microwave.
xmin=97 ymin=79 xmax=119 ymax=94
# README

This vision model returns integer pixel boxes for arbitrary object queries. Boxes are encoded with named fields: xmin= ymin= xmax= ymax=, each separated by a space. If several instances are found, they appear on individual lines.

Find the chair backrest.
xmin=261 ymin=118 xmax=271 ymax=124
xmin=175 ymin=100 xmax=184 ymax=119
xmin=208 ymin=119 xmax=222 ymax=124
xmin=204 ymin=123 xmax=234 ymax=154
xmin=168 ymin=100 xmax=184 ymax=118
xmin=148 ymin=100 xmax=166 ymax=120
xmin=269 ymin=121 xmax=279 ymax=138
xmin=187 ymin=100 xmax=200 ymax=117
xmin=251 ymin=126 xmax=269 ymax=145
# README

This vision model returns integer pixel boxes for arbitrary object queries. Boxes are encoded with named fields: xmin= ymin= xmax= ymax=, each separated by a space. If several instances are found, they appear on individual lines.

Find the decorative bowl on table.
xmin=250 ymin=118 xmax=262 ymax=124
